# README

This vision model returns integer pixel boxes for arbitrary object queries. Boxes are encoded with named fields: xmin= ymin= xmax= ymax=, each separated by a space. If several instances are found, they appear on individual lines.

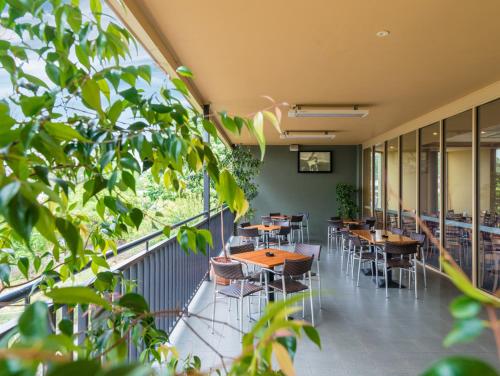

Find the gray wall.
xmin=250 ymin=145 xmax=361 ymax=242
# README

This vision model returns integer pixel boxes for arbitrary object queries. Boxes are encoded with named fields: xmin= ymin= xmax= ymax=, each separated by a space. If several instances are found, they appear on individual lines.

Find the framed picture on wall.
xmin=298 ymin=151 xmax=332 ymax=173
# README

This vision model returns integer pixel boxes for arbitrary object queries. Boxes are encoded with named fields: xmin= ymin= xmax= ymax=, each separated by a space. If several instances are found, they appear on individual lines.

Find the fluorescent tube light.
xmin=288 ymin=105 xmax=369 ymax=118
xmin=280 ymin=131 xmax=336 ymax=140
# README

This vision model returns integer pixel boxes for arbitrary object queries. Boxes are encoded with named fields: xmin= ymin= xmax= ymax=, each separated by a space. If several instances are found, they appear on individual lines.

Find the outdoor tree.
xmin=0 ymin=0 xmax=320 ymax=375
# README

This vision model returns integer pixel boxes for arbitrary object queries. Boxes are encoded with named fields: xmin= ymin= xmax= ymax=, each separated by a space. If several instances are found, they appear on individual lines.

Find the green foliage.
xmin=335 ymin=183 xmax=358 ymax=219
xmin=421 ymin=356 xmax=498 ymax=376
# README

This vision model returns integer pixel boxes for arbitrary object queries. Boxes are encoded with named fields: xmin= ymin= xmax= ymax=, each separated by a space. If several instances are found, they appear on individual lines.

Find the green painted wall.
xmin=249 ymin=145 xmax=361 ymax=242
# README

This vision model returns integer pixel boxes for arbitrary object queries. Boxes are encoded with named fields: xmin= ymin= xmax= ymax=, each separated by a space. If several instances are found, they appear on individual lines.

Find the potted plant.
xmin=336 ymin=183 xmax=359 ymax=220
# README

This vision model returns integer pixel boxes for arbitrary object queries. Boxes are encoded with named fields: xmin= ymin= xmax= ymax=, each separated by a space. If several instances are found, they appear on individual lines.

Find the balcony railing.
xmin=0 ymin=207 xmax=235 ymax=360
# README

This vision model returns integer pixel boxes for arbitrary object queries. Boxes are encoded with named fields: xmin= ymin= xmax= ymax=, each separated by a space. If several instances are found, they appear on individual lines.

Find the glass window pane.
xmin=374 ymin=143 xmax=384 ymax=228
xmin=445 ymin=110 xmax=473 ymax=278
xmin=363 ymin=148 xmax=372 ymax=217
xmin=478 ymin=99 xmax=500 ymax=293
xmin=420 ymin=123 xmax=441 ymax=269
xmin=386 ymin=138 xmax=399 ymax=228
xmin=402 ymin=131 xmax=417 ymax=233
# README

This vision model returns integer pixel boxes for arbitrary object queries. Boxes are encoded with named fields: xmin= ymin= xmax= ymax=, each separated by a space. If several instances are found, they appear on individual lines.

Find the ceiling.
xmin=122 ymin=0 xmax=500 ymax=145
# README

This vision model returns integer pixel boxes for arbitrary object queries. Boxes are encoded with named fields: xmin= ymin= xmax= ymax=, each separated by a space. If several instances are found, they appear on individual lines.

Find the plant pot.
xmin=211 ymin=256 xmax=233 ymax=286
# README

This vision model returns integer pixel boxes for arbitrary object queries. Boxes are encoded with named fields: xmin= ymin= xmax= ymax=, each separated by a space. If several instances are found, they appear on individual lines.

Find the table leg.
xmin=265 ymin=268 xmax=275 ymax=302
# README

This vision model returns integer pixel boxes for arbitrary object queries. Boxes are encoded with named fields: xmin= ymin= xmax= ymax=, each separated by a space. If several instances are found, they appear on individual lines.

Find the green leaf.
xmin=89 ymin=0 xmax=102 ymax=22
xmin=176 ymin=66 xmax=193 ymax=78
xmin=421 ymin=356 xmax=498 ymax=376
xmin=121 ymin=170 xmax=136 ymax=193
xmin=119 ymin=87 xmax=141 ymax=105
xmin=251 ymin=112 xmax=266 ymax=160
xmin=444 ymin=318 xmax=485 ymax=347
xmin=20 ymin=95 xmax=46 ymax=117
xmin=45 ymin=63 xmax=60 ymax=85
xmin=44 ymin=122 xmax=88 ymax=142
xmin=219 ymin=112 xmax=237 ymax=133
xmin=171 ymin=78 xmax=188 ymax=96
xmin=162 ymin=225 xmax=171 ymax=237
xmin=117 ymin=292 xmax=149 ymax=313
xmin=45 ymin=286 xmax=111 ymax=310
xmin=75 ymin=44 xmax=91 ymax=70
xmin=0 ymin=181 xmax=20 ymax=208
xmin=58 ymin=318 xmax=73 ymax=336
xmin=81 ymin=79 xmax=102 ymax=113
xmin=129 ymin=208 xmax=143 ymax=230
xmin=202 ymin=119 xmax=217 ymax=139
xmin=55 ymin=217 xmax=82 ymax=257
xmin=18 ymin=301 xmax=48 ymax=340
xmin=17 ymin=257 xmax=29 ymax=279
xmin=36 ymin=206 xmax=58 ymax=243
xmin=0 ymin=264 xmax=10 ymax=286
xmin=0 ymin=55 xmax=15 ymax=75
xmin=303 ymin=325 xmax=321 ymax=349
xmin=47 ymin=360 xmax=100 ymax=376
xmin=100 ymin=150 xmax=115 ymax=169
xmin=120 ymin=156 xmax=141 ymax=172
xmin=450 ymin=295 xmax=482 ymax=320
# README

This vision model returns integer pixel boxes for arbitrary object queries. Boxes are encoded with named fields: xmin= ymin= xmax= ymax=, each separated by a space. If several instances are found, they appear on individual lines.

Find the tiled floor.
xmin=170 ymin=239 xmax=499 ymax=375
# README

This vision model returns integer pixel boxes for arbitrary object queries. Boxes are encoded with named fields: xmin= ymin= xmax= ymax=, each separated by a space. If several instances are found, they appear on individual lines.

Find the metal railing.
xmin=0 ymin=207 xmax=235 ymax=357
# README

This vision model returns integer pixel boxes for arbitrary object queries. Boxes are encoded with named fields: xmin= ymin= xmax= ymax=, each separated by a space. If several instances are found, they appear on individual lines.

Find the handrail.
xmin=0 ymin=207 xmax=224 ymax=305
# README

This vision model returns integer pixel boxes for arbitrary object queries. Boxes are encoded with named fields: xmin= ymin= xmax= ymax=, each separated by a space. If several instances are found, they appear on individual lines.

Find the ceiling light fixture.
xmin=288 ymin=105 xmax=369 ymax=118
xmin=279 ymin=131 xmax=336 ymax=140
xmin=376 ymin=30 xmax=390 ymax=37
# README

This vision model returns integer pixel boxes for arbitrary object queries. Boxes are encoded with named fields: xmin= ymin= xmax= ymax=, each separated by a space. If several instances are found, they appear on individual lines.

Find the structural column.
xmin=203 ymin=104 xmax=211 ymax=280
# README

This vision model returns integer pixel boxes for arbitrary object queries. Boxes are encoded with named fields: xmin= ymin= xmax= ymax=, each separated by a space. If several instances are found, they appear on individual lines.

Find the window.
xmin=363 ymin=148 xmax=372 ymax=217
xmin=444 ymin=110 xmax=473 ymax=278
xmin=374 ymin=143 xmax=384 ymax=228
xmin=401 ymin=131 xmax=417 ymax=233
xmin=420 ymin=123 xmax=441 ymax=268
xmin=386 ymin=137 xmax=399 ymax=228
xmin=478 ymin=99 xmax=500 ymax=293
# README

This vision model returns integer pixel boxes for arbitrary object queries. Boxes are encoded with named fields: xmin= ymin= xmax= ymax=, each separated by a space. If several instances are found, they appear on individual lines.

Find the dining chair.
xmin=263 ymin=257 xmax=315 ymax=326
xmin=376 ymin=242 xmax=419 ymax=299
xmin=339 ymin=229 xmax=351 ymax=271
xmin=237 ymin=226 xmax=260 ymax=248
xmin=269 ymin=212 xmax=281 ymax=217
xmin=294 ymin=243 xmax=322 ymax=309
xmin=298 ymin=211 xmax=310 ymax=242
xmin=290 ymin=215 xmax=304 ymax=243
xmin=229 ymin=243 xmax=255 ymax=255
xmin=348 ymin=223 xmax=370 ymax=230
xmin=239 ymin=222 xmax=251 ymax=228
xmin=409 ymin=232 xmax=428 ymax=289
xmin=364 ymin=217 xmax=376 ymax=228
xmin=261 ymin=216 xmax=272 ymax=226
xmin=390 ymin=227 xmax=404 ymax=235
xmin=327 ymin=219 xmax=344 ymax=252
xmin=350 ymin=235 xmax=379 ymax=287
xmin=210 ymin=258 xmax=265 ymax=338
xmin=270 ymin=220 xmax=291 ymax=247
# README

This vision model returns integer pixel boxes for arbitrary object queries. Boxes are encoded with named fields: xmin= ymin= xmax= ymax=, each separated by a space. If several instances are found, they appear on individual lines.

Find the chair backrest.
xmin=328 ymin=219 xmax=343 ymax=229
xmin=349 ymin=235 xmax=363 ymax=248
xmin=237 ymin=227 xmax=259 ymax=238
xmin=409 ymin=232 xmax=425 ymax=246
xmin=349 ymin=223 xmax=370 ymax=230
xmin=294 ymin=243 xmax=321 ymax=261
xmin=390 ymin=227 xmax=404 ymax=235
xmin=211 ymin=259 xmax=245 ymax=280
xmin=261 ymin=215 xmax=272 ymax=225
xmin=239 ymin=222 xmax=251 ymax=228
xmin=229 ymin=243 xmax=255 ymax=255
xmin=364 ymin=217 xmax=376 ymax=227
xmin=298 ymin=212 xmax=310 ymax=220
xmin=383 ymin=242 xmax=418 ymax=256
xmin=290 ymin=215 xmax=304 ymax=223
xmin=270 ymin=212 xmax=281 ymax=217
xmin=274 ymin=220 xmax=291 ymax=236
xmin=283 ymin=257 xmax=314 ymax=277
xmin=330 ymin=216 xmax=341 ymax=220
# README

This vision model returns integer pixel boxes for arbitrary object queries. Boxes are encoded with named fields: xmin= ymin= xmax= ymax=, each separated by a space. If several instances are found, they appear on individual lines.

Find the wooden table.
xmin=343 ymin=219 xmax=361 ymax=225
xmin=350 ymin=229 xmax=418 ymax=287
xmin=271 ymin=215 xmax=290 ymax=221
xmin=230 ymin=248 xmax=310 ymax=300
xmin=246 ymin=225 xmax=281 ymax=247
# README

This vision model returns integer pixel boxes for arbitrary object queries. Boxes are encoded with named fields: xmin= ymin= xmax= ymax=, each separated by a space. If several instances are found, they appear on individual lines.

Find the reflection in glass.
xmin=420 ymin=123 xmax=441 ymax=268
xmin=445 ymin=110 xmax=473 ymax=278
xmin=374 ymin=143 xmax=384 ymax=228
xmin=386 ymin=138 xmax=399 ymax=228
xmin=402 ymin=132 xmax=417 ymax=233
xmin=362 ymin=148 xmax=372 ymax=217
xmin=478 ymin=99 xmax=500 ymax=293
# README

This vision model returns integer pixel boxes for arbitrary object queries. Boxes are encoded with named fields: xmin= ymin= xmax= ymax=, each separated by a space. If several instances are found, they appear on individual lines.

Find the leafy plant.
xmin=335 ymin=183 xmax=358 ymax=219
xmin=221 ymin=146 xmax=263 ymax=220
xmin=0 ymin=0 xmax=318 ymax=375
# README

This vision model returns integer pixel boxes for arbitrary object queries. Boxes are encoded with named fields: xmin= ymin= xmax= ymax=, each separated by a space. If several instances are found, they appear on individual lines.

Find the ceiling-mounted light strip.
xmin=279 ymin=131 xmax=336 ymax=140
xmin=288 ymin=105 xmax=369 ymax=118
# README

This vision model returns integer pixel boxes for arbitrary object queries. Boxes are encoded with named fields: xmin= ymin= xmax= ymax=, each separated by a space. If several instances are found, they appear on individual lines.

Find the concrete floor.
xmin=170 ymin=239 xmax=499 ymax=375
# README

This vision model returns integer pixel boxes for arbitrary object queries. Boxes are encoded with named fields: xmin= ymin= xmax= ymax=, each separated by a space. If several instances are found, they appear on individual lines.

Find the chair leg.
xmin=384 ymin=255 xmax=389 ymax=299
xmin=309 ymin=273 xmax=315 ymax=327
xmin=421 ymin=248 xmax=427 ymax=289
xmin=317 ymin=263 xmax=322 ymax=310
xmin=351 ymin=248 xmax=356 ymax=278
xmin=239 ymin=297 xmax=243 ymax=340
xmin=356 ymin=257 xmax=362 ymax=287
xmin=414 ymin=254 xmax=418 ymax=299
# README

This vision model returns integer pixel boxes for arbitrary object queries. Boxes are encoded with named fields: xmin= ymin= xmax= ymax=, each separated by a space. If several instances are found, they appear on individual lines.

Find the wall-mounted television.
xmin=298 ymin=151 xmax=332 ymax=173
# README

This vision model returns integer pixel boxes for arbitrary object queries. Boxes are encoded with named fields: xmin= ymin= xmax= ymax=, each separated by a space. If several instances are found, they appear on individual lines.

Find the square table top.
xmin=246 ymin=224 xmax=281 ymax=232
xmin=350 ymin=229 xmax=418 ymax=245
xmin=229 ymin=248 xmax=310 ymax=268
xmin=343 ymin=220 xmax=361 ymax=225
